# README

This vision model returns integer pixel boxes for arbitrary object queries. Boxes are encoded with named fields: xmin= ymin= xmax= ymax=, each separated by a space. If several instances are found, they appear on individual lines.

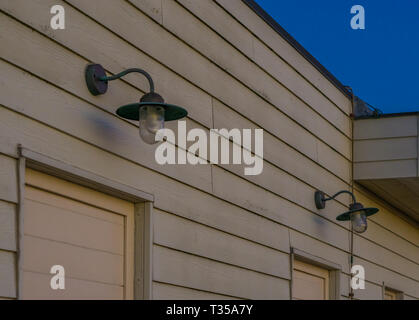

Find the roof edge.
xmin=242 ymin=0 xmax=352 ymax=99
xmin=354 ymin=111 xmax=419 ymax=120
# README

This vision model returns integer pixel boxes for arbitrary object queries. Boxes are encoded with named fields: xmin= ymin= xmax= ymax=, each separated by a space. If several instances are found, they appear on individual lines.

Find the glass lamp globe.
xmin=336 ymin=202 xmax=379 ymax=234
xmin=139 ymin=105 xmax=165 ymax=144
xmin=350 ymin=211 xmax=368 ymax=233
xmin=115 ymin=91 xmax=187 ymax=145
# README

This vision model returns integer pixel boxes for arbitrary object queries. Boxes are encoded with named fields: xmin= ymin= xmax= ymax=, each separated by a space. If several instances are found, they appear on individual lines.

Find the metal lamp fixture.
xmin=85 ymin=63 xmax=188 ymax=144
xmin=314 ymin=190 xmax=379 ymax=233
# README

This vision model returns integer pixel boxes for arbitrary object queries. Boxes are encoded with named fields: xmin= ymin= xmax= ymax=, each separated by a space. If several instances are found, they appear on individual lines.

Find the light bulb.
xmin=351 ymin=211 xmax=368 ymax=233
xmin=139 ymin=105 xmax=165 ymax=144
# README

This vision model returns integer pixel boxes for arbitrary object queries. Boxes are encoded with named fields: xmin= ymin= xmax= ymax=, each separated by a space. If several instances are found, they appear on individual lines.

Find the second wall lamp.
xmin=85 ymin=63 xmax=188 ymax=144
xmin=314 ymin=190 xmax=379 ymax=233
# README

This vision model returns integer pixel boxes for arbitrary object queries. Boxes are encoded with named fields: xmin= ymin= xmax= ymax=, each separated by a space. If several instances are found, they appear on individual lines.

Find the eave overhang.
xmin=354 ymin=113 xmax=419 ymax=223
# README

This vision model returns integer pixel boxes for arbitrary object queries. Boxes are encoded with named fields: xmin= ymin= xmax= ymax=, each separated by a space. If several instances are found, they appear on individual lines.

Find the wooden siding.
xmin=0 ymin=0 xmax=417 ymax=300
xmin=354 ymin=115 xmax=419 ymax=180
xmin=0 ymin=201 xmax=16 ymax=252
xmin=0 ymin=154 xmax=18 ymax=299
xmin=21 ymin=170 xmax=135 ymax=299
xmin=353 ymin=188 xmax=419 ymax=298
xmin=354 ymin=115 xmax=419 ymax=223
xmin=0 ymin=250 xmax=16 ymax=299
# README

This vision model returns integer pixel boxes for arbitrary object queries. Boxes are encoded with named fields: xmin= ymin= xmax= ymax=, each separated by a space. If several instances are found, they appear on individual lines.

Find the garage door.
xmin=384 ymin=288 xmax=397 ymax=300
xmin=292 ymin=260 xmax=330 ymax=300
xmin=21 ymin=168 xmax=134 ymax=299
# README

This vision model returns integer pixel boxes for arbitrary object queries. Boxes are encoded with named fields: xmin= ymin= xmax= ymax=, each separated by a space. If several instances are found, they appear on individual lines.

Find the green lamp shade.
xmin=336 ymin=206 xmax=379 ymax=221
xmin=116 ymin=102 xmax=188 ymax=121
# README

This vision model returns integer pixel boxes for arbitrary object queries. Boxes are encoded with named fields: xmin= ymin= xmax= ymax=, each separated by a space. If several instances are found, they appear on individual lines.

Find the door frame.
xmin=382 ymin=282 xmax=404 ymax=300
xmin=16 ymin=145 xmax=154 ymax=300
xmin=290 ymin=247 xmax=342 ymax=300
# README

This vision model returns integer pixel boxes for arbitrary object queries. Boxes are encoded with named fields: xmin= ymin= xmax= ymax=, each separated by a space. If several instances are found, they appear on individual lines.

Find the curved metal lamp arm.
xmin=314 ymin=189 xmax=356 ymax=210
xmin=85 ymin=64 xmax=155 ymax=96
xmin=100 ymin=68 xmax=154 ymax=93
xmin=323 ymin=190 xmax=357 ymax=204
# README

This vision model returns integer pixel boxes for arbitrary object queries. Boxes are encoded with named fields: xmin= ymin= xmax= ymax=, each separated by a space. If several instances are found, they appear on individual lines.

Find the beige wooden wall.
xmin=0 ymin=0 xmax=417 ymax=299
xmin=354 ymin=115 xmax=419 ymax=180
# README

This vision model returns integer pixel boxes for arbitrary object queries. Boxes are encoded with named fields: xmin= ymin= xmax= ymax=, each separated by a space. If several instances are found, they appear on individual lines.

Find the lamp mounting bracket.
xmin=314 ymin=190 xmax=357 ymax=210
xmin=85 ymin=63 xmax=155 ymax=96
xmin=85 ymin=64 xmax=108 ymax=96
xmin=314 ymin=191 xmax=327 ymax=209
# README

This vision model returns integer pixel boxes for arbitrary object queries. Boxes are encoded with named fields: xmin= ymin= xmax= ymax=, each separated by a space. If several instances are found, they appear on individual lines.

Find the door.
xmin=384 ymin=289 xmax=397 ymax=300
xmin=21 ymin=168 xmax=134 ymax=299
xmin=292 ymin=259 xmax=330 ymax=300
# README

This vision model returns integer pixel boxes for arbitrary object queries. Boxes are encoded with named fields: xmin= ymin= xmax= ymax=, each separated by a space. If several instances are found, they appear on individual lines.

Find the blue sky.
xmin=254 ymin=0 xmax=419 ymax=114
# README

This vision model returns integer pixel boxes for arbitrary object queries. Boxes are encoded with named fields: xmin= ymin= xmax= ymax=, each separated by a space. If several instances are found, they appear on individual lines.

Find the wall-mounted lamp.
xmin=314 ymin=190 xmax=379 ymax=233
xmin=85 ymin=63 xmax=188 ymax=144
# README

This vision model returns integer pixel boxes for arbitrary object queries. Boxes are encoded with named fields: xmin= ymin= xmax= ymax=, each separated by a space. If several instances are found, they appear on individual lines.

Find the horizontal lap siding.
xmin=0 ymin=200 xmax=17 ymax=252
xmin=23 ymin=235 xmax=124 ymax=286
xmin=0 ymin=250 xmax=17 ymax=298
xmin=65 ymin=0 xmax=352 ymax=169
xmin=0 ymin=48 xmax=213 ymax=193
xmin=354 ymin=117 xmax=419 ymax=294
xmin=153 ymin=282 xmax=241 ymax=300
xmin=211 ymin=0 xmax=417 ymax=299
xmin=1 ymin=0 xmax=417 ymax=300
xmin=0 ymin=155 xmax=18 ymax=204
xmin=171 ymin=0 xmax=351 ymax=138
xmin=214 ymin=0 xmax=352 ymax=115
xmin=354 ymin=137 xmax=417 ymax=163
xmin=159 ymin=0 xmax=351 ymax=153
xmin=153 ymin=245 xmax=290 ymax=299
xmin=352 ymin=188 xmax=419 ymax=298
xmin=354 ymin=160 xmax=417 ymax=180
xmin=0 ymin=154 xmax=17 ymax=299
xmin=354 ymin=116 xmax=417 ymax=140
xmin=153 ymin=209 xmax=291 ymax=279
xmin=0 ymin=106 xmax=294 ymax=299
xmin=353 ymin=116 xmax=419 ymax=183
xmin=24 ymin=191 xmax=125 ymax=256
xmin=21 ymin=271 xmax=123 ymax=300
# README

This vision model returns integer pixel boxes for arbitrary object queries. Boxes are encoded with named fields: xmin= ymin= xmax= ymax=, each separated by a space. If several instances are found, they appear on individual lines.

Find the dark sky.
xmin=255 ymin=0 xmax=419 ymax=114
